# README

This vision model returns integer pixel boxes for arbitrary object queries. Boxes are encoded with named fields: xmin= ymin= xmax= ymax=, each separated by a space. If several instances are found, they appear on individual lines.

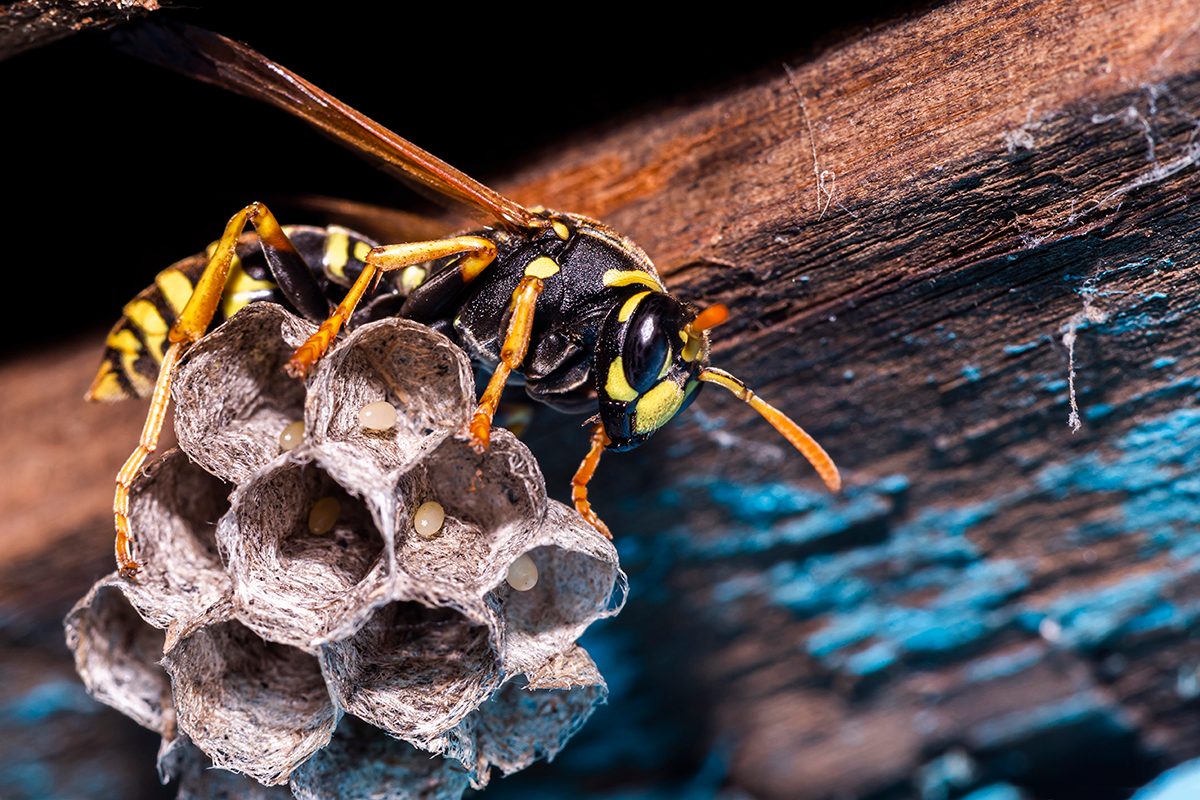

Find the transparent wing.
xmin=118 ymin=22 xmax=542 ymax=230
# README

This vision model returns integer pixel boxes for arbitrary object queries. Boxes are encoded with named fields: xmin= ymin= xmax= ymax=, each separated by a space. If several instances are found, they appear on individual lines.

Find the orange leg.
xmin=571 ymin=423 xmax=612 ymax=539
xmin=115 ymin=201 xmax=295 ymax=578
xmin=468 ymin=275 xmax=544 ymax=451
xmin=113 ymin=342 xmax=184 ymax=577
xmin=286 ymin=235 xmax=495 ymax=377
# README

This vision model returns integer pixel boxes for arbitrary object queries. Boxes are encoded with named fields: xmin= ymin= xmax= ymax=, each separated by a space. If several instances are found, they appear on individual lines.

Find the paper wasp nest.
xmin=65 ymin=303 xmax=627 ymax=798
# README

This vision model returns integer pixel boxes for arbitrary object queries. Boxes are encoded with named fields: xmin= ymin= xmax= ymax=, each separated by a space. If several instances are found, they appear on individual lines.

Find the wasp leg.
xmin=571 ymin=423 xmax=613 ymax=539
xmin=115 ymin=201 xmax=306 ymax=578
xmin=113 ymin=342 xmax=184 ymax=577
xmin=468 ymin=275 xmax=545 ymax=452
xmin=286 ymin=236 xmax=496 ymax=377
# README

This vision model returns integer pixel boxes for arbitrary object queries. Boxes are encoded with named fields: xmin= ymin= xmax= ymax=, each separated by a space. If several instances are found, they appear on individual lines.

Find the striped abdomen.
xmin=87 ymin=225 xmax=385 ymax=402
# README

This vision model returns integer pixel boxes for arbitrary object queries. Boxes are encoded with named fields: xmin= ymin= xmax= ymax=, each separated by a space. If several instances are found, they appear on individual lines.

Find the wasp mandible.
xmin=90 ymin=24 xmax=841 ymax=578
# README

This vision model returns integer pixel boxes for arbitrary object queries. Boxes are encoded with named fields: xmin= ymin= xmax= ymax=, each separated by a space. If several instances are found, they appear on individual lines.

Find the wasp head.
xmin=594 ymin=292 xmax=722 ymax=451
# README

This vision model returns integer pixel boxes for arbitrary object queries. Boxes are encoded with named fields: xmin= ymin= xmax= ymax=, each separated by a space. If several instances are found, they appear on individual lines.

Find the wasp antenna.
xmin=699 ymin=367 xmax=841 ymax=492
xmin=690 ymin=303 xmax=730 ymax=332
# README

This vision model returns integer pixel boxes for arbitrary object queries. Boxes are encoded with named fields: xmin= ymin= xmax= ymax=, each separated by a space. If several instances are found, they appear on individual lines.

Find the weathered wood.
xmin=0 ymin=0 xmax=158 ymax=61
xmin=2 ymin=1 xmax=1199 ymax=798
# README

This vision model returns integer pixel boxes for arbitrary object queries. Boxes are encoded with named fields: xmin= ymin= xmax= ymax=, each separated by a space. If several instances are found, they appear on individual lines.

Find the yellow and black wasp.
xmin=90 ymin=23 xmax=841 ymax=578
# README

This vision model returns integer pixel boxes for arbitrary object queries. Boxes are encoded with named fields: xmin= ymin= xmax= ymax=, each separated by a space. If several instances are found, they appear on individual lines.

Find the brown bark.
xmin=2 ymin=1 xmax=1199 ymax=798
xmin=0 ymin=0 xmax=158 ymax=61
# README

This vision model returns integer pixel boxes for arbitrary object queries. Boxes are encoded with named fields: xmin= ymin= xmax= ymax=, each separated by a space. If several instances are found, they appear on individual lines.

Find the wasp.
xmin=89 ymin=24 xmax=841 ymax=578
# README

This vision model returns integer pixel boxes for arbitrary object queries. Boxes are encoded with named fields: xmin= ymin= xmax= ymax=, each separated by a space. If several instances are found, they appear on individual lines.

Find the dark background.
xmin=1 ymin=1 xmax=935 ymax=355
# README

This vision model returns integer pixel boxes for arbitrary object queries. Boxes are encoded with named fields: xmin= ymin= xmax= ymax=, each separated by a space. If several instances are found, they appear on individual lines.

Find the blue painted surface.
xmin=1003 ymin=340 xmax=1044 ymax=356
xmin=0 ymin=679 xmax=98 ymax=723
xmin=968 ymin=691 xmax=1134 ymax=750
xmin=962 ymin=364 xmax=983 ymax=382
xmin=1131 ymin=758 xmax=1200 ymax=800
xmin=663 ymin=401 xmax=1200 ymax=699
xmin=962 ymin=783 xmax=1027 ymax=800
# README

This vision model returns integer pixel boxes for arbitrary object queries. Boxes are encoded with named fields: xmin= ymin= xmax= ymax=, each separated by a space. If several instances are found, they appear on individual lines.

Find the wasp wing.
xmin=117 ymin=22 xmax=541 ymax=230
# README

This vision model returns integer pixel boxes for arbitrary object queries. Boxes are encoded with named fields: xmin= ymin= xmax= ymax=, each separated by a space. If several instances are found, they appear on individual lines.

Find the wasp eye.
xmin=623 ymin=312 xmax=670 ymax=393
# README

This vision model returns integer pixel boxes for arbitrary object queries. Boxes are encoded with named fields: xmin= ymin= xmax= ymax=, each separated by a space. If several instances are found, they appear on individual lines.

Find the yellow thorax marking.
xmin=323 ymin=228 xmax=351 ymax=280
xmin=353 ymin=240 xmax=372 ymax=262
xmin=605 ymin=357 xmax=639 ymax=402
xmin=155 ymin=269 xmax=194 ymax=314
xmin=122 ymin=299 xmax=168 ymax=361
xmin=618 ymin=290 xmax=651 ymax=323
xmin=221 ymin=254 xmax=276 ymax=319
xmin=524 ymin=256 xmax=560 ymax=279
xmin=552 ymin=220 xmax=571 ymax=241
xmin=603 ymin=269 xmax=663 ymax=292
xmin=634 ymin=380 xmax=684 ymax=434
xmin=400 ymin=265 xmax=427 ymax=293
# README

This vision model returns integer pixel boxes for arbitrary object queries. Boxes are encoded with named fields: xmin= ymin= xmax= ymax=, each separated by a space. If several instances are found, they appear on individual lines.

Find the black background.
xmin=2 ymin=2 xmax=934 ymax=355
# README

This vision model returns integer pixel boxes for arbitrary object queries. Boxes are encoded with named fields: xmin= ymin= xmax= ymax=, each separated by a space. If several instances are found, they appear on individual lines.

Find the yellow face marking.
xmin=634 ymin=380 xmax=684 ymax=434
xmin=323 ymin=229 xmax=351 ymax=280
xmin=524 ymin=256 xmax=560 ymax=279
xmin=603 ymin=269 xmax=663 ymax=291
xmin=155 ymin=269 xmax=194 ymax=314
xmin=618 ymin=290 xmax=651 ymax=323
xmin=221 ymin=256 xmax=276 ymax=319
xmin=122 ymin=299 xmax=168 ymax=361
xmin=400 ymin=265 xmax=428 ymax=293
xmin=605 ymin=357 xmax=639 ymax=402
xmin=552 ymin=220 xmax=570 ymax=240
xmin=352 ymin=240 xmax=372 ymax=262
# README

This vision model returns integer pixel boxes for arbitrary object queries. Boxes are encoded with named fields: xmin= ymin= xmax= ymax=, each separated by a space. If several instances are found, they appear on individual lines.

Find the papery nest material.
xmin=66 ymin=303 xmax=627 ymax=798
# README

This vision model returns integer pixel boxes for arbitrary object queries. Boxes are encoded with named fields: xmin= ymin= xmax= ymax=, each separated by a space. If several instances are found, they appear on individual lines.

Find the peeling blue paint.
xmin=0 ymin=679 xmax=98 ymax=723
xmin=1153 ymin=356 xmax=1178 ymax=369
xmin=659 ymin=404 xmax=1199 ymax=746
xmin=670 ymin=476 xmax=905 ymax=560
xmin=1019 ymin=568 xmax=1200 ymax=651
xmin=962 ymin=644 xmax=1045 ymax=684
xmin=1131 ymin=757 xmax=1200 ymax=800
xmin=1003 ymin=340 xmax=1042 ymax=356
xmin=968 ymin=691 xmax=1134 ymax=750
xmin=962 ymin=783 xmax=1026 ymax=800
xmin=917 ymin=748 xmax=976 ymax=800
xmin=962 ymin=364 xmax=983 ymax=382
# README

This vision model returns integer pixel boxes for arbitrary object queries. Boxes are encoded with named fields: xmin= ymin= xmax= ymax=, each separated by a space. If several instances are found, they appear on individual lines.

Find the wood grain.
xmin=2 ymin=1 xmax=1198 ymax=798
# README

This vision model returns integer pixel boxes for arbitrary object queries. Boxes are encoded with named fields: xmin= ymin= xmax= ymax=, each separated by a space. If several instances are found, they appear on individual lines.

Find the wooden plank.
xmin=2 ymin=1 xmax=1198 ymax=798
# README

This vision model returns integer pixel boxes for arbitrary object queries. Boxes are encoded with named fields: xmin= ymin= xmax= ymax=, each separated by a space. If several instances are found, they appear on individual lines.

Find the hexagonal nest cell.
xmin=66 ymin=303 xmax=626 ymax=799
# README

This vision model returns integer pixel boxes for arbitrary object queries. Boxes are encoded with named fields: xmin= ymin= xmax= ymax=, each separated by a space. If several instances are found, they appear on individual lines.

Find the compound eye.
xmin=623 ymin=311 xmax=670 ymax=394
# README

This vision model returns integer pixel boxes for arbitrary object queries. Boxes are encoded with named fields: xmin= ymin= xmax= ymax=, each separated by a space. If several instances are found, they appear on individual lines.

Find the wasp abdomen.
xmin=87 ymin=224 xmax=389 ymax=402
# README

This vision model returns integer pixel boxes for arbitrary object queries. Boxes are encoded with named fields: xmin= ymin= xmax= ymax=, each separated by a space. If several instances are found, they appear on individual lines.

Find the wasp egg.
xmin=279 ymin=420 xmax=305 ymax=451
xmin=506 ymin=553 xmax=539 ymax=591
xmin=358 ymin=400 xmax=397 ymax=430
xmin=413 ymin=501 xmax=445 ymax=538
xmin=307 ymin=497 xmax=341 ymax=534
